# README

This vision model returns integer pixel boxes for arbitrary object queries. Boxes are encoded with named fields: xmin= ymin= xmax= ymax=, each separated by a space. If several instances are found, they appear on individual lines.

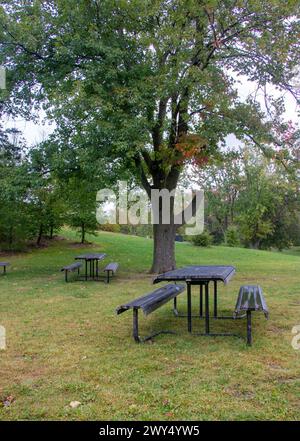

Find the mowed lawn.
xmin=0 ymin=230 xmax=300 ymax=421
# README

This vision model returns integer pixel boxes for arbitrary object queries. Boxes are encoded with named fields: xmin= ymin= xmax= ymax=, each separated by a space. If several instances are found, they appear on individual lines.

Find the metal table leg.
xmin=85 ymin=260 xmax=88 ymax=281
xmin=193 ymin=281 xmax=241 ymax=338
xmin=200 ymin=284 xmax=203 ymax=317
xmin=187 ymin=282 xmax=192 ymax=333
xmin=132 ymin=308 xmax=176 ymax=343
xmin=247 ymin=310 xmax=252 ymax=346
xmin=205 ymin=282 xmax=209 ymax=334
xmin=213 ymin=280 xmax=217 ymax=318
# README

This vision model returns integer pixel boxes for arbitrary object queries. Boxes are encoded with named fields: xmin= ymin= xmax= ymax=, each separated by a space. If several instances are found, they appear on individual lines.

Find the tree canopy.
xmin=1 ymin=0 xmax=300 ymax=270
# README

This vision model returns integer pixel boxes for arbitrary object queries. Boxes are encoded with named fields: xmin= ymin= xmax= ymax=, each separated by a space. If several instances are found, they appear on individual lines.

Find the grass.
xmin=0 ymin=229 xmax=300 ymax=420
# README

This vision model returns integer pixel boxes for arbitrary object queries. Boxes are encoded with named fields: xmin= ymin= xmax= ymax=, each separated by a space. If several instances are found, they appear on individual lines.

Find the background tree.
xmin=63 ymin=177 xmax=98 ymax=244
xmin=1 ymin=0 xmax=300 ymax=270
xmin=236 ymin=153 xmax=299 ymax=249
xmin=194 ymin=156 xmax=242 ymax=243
xmin=0 ymin=127 xmax=31 ymax=249
xmin=28 ymin=144 xmax=65 ymax=245
xmin=195 ymin=149 xmax=300 ymax=250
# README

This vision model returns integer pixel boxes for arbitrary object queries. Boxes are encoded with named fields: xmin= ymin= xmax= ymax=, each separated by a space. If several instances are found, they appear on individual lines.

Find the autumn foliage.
xmin=175 ymin=134 xmax=209 ymax=167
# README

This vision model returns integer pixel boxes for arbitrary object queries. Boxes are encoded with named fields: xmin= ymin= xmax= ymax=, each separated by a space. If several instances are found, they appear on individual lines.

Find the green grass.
xmin=0 ymin=229 xmax=300 ymax=420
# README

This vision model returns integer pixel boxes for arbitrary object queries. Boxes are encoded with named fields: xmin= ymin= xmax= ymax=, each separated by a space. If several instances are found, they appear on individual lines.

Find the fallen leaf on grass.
xmin=2 ymin=395 xmax=15 ymax=407
xmin=69 ymin=401 xmax=81 ymax=408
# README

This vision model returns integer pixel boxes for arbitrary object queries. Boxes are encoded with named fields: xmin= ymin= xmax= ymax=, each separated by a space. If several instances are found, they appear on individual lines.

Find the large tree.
xmin=1 ymin=0 xmax=300 ymax=271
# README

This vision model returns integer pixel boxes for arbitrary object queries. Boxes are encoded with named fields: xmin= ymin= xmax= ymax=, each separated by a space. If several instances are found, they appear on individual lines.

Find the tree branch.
xmin=134 ymin=154 xmax=152 ymax=197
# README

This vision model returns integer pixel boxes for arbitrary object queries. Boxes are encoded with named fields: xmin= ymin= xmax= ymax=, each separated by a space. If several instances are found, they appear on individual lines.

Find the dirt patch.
xmin=267 ymin=325 xmax=285 ymax=334
xmin=68 ymin=242 xmax=97 ymax=249
xmin=0 ymin=236 xmax=67 ymax=257
xmin=224 ymin=386 xmax=255 ymax=399
xmin=267 ymin=362 xmax=283 ymax=370
xmin=276 ymin=377 xmax=299 ymax=384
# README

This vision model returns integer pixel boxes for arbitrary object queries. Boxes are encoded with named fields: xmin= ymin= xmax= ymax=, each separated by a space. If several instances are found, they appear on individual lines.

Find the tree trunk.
xmin=37 ymin=223 xmax=43 ymax=246
xmin=151 ymin=223 xmax=177 ymax=273
xmin=50 ymin=223 xmax=54 ymax=239
xmin=8 ymin=225 xmax=13 ymax=246
xmin=81 ymin=222 xmax=85 ymax=244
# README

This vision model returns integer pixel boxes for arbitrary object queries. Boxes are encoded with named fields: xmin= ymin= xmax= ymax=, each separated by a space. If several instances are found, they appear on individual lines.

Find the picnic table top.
xmin=153 ymin=265 xmax=236 ymax=284
xmin=74 ymin=253 xmax=106 ymax=261
xmin=0 ymin=262 xmax=10 ymax=266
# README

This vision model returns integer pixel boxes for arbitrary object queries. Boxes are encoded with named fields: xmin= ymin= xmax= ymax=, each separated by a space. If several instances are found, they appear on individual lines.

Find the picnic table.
xmin=153 ymin=265 xmax=236 ymax=337
xmin=74 ymin=253 xmax=106 ymax=281
xmin=0 ymin=262 xmax=10 ymax=274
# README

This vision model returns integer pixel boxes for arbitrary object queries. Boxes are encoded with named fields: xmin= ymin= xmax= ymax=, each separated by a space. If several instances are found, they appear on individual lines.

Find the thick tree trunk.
xmin=151 ymin=223 xmax=177 ymax=273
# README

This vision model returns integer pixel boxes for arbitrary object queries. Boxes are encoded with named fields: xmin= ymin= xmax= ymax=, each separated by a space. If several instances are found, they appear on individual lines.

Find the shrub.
xmin=99 ymin=224 xmax=121 ymax=233
xmin=225 ymin=226 xmax=240 ymax=247
xmin=191 ymin=231 xmax=213 ymax=247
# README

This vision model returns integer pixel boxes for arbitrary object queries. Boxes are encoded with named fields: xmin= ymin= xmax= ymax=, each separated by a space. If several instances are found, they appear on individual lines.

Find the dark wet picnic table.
xmin=74 ymin=253 xmax=106 ymax=280
xmin=153 ymin=265 xmax=236 ymax=336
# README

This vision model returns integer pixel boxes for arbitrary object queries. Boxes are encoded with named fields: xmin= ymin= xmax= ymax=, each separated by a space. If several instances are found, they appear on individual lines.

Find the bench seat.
xmin=61 ymin=262 xmax=82 ymax=282
xmin=234 ymin=285 xmax=269 ymax=345
xmin=116 ymin=283 xmax=185 ymax=342
xmin=104 ymin=262 xmax=119 ymax=283
xmin=0 ymin=262 xmax=10 ymax=274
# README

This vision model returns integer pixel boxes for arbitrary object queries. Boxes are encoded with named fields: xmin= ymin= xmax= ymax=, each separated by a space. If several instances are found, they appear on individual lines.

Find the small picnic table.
xmin=74 ymin=253 xmax=106 ymax=281
xmin=0 ymin=262 xmax=10 ymax=274
xmin=153 ymin=265 xmax=236 ymax=336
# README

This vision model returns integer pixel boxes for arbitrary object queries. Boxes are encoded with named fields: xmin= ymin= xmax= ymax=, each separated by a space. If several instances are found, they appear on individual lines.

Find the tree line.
xmin=0 ymin=126 xmax=102 ymax=249
xmin=190 ymin=150 xmax=300 ymax=250
xmin=1 ymin=123 xmax=299 ymax=252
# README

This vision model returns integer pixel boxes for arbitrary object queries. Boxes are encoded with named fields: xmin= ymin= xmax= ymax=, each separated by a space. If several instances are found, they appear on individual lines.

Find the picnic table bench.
xmin=61 ymin=262 xmax=82 ymax=282
xmin=234 ymin=285 xmax=269 ymax=345
xmin=116 ymin=283 xmax=185 ymax=342
xmin=104 ymin=262 xmax=119 ymax=283
xmin=0 ymin=262 xmax=10 ymax=274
